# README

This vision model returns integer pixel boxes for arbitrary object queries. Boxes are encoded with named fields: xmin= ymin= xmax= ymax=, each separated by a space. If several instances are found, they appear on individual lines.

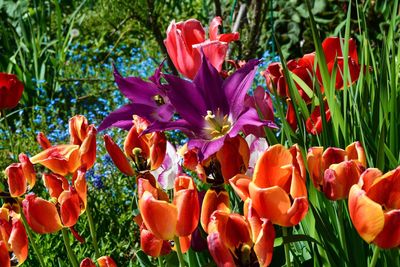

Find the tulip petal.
xmin=229 ymin=174 xmax=251 ymax=201
xmin=79 ymin=125 xmax=97 ymax=170
xmin=9 ymin=217 xmax=28 ymax=265
xmin=373 ymin=210 xmax=400 ymax=248
xmin=22 ymin=194 xmax=63 ymax=234
xmin=97 ymin=256 xmax=117 ymax=267
xmin=30 ymin=144 xmax=81 ymax=176
xmin=80 ymin=258 xmax=96 ymax=267
xmin=254 ymin=219 xmax=275 ymax=267
xmin=348 ymin=185 xmax=384 ymax=243
xmin=58 ymin=189 xmax=81 ymax=227
xmin=140 ymin=225 xmax=168 ymax=257
xmin=200 ymin=189 xmax=230 ymax=232
xmin=346 ymin=141 xmax=366 ymax=167
xmin=19 ymin=153 xmax=36 ymax=189
xmin=139 ymin=191 xmax=178 ymax=240
xmin=5 ymin=163 xmax=26 ymax=197
xmin=207 ymin=232 xmax=236 ymax=267
xmin=0 ymin=241 xmax=10 ymax=267
xmin=307 ymin=147 xmax=324 ymax=189
xmin=42 ymin=173 xmax=69 ymax=199
xmin=104 ymin=135 xmax=135 ymax=176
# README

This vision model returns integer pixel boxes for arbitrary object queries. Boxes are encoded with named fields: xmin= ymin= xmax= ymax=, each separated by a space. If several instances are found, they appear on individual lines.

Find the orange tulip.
xmin=5 ymin=153 xmax=36 ymax=197
xmin=69 ymin=115 xmax=89 ymax=145
xmin=0 ymin=205 xmax=28 ymax=266
xmin=230 ymin=144 xmax=308 ymax=227
xmin=124 ymin=115 xmax=166 ymax=171
xmin=42 ymin=173 xmax=69 ymax=198
xmin=30 ymin=144 xmax=81 ymax=176
xmin=307 ymin=141 xmax=366 ymax=200
xmin=349 ymin=167 xmax=400 ymax=248
xmin=36 ymin=132 xmax=52 ymax=149
xmin=200 ymin=188 xmax=230 ymax=232
xmin=138 ymin=175 xmax=199 ymax=240
xmin=22 ymin=194 xmax=63 ymax=234
xmin=139 ymin=223 xmax=172 ymax=257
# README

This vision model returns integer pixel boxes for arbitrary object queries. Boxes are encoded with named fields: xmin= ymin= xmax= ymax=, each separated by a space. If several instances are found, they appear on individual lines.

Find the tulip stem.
xmin=20 ymin=211 xmax=46 ymax=267
xmin=369 ymin=246 xmax=380 ymax=267
xmin=158 ymin=256 xmax=164 ymax=267
xmin=282 ymin=227 xmax=291 ymax=267
xmin=173 ymin=236 xmax=186 ymax=267
xmin=86 ymin=200 xmax=100 ymax=259
xmin=62 ymin=228 xmax=79 ymax=267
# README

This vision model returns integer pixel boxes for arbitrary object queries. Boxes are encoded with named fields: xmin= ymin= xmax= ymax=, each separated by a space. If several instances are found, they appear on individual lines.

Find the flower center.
xmin=204 ymin=109 xmax=231 ymax=140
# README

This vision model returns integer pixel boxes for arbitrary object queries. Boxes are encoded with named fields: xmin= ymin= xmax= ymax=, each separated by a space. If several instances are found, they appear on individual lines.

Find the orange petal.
xmin=289 ymin=144 xmax=306 ymax=181
xmin=254 ymin=219 xmax=275 ymax=267
xmin=9 ymin=217 xmax=28 ymax=265
xmin=149 ymin=131 xmax=167 ymax=170
xmin=5 ymin=163 xmax=27 ymax=197
xmin=348 ymin=184 xmax=384 ymax=243
xmin=0 ymin=241 xmax=10 ymax=267
xmin=19 ymin=153 xmax=36 ymax=189
xmin=22 ymin=194 xmax=63 ymax=234
xmin=30 ymin=144 xmax=81 ymax=176
xmin=69 ymin=115 xmax=89 ymax=146
xmin=80 ymin=258 xmax=96 ymax=267
xmin=140 ymin=224 xmax=170 ymax=257
xmin=42 ymin=173 xmax=69 ymax=199
xmin=58 ymin=189 xmax=81 ymax=227
xmin=207 ymin=232 xmax=236 ymax=267
xmin=290 ymin=167 xmax=308 ymax=199
xmin=79 ymin=125 xmax=97 ymax=170
xmin=366 ymin=168 xmax=400 ymax=209
xmin=200 ymin=189 xmax=230 ymax=232
xmin=74 ymin=169 xmax=88 ymax=212
xmin=216 ymin=136 xmax=249 ymax=183
xmin=139 ymin=191 xmax=177 ymax=240
xmin=346 ymin=141 xmax=366 ymax=167
xmin=253 ymin=144 xmax=292 ymax=189
xmin=104 ymin=135 xmax=135 ymax=176
xmin=229 ymin=174 xmax=251 ymax=201
xmin=286 ymin=197 xmax=309 ymax=226
xmin=373 ymin=209 xmax=400 ymax=248
xmin=36 ymin=132 xmax=52 ymax=149
xmin=323 ymin=161 xmax=362 ymax=200
xmin=173 ymin=176 xmax=199 ymax=236
xmin=321 ymin=147 xmax=346 ymax=170
xmin=359 ymin=168 xmax=382 ymax=192
xmin=124 ymin=118 xmax=149 ymax=160
xmin=97 ymin=256 xmax=117 ymax=267
xmin=307 ymin=147 xmax=324 ymax=189
xmin=179 ymin=235 xmax=191 ymax=254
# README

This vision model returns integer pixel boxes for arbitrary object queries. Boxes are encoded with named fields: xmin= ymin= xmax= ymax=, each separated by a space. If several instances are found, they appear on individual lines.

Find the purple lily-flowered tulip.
xmin=98 ymin=64 xmax=174 ymax=131
xmin=145 ymin=55 xmax=277 ymax=160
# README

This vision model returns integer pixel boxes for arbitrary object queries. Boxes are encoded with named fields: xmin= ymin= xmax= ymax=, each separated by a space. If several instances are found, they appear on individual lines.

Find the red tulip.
xmin=5 ymin=153 xmax=36 ymax=197
xmin=305 ymin=100 xmax=331 ymax=135
xmin=164 ymin=17 xmax=239 ymax=79
xmin=104 ymin=134 xmax=135 ymax=176
xmin=0 ymin=73 xmax=24 ymax=110
xmin=97 ymin=256 xmax=117 ymax=267
xmin=80 ymin=258 xmax=96 ymax=267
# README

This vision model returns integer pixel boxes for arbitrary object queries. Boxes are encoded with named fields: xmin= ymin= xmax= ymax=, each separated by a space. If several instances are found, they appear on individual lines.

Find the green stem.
xmin=173 ymin=236 xmax=186 ymax=267
xmin=337 ymin=201 xmax=348 ymax=264
xmin=86 ymin=201 xmax=100 ymax=259
xmin=369 ymin=246 xmax=380 ymax=267
xmin=282 ymin=227 xmax=291 ymax=267
xmin=158 ymin=256 xmax=164 ymax=267
xmin=20 ymin=211 xmax=46 ymax=267
xmin=61 ymin=228 xmax=79 ymax=267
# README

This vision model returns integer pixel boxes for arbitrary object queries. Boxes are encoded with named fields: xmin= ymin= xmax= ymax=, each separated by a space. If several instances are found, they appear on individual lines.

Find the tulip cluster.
xmin=263 ymin=37 xmax=360 ymax=134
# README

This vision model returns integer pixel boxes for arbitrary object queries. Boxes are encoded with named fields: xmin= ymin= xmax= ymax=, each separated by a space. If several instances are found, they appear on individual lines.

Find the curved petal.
xmin=229 ymin=174 xmax=251 ymax=201
xmin=348 ymin=185 xmax=385 ymax=243
xmin=19 ymin=153 xmax=36 ymax=189
xmin=79 ymin=125 xmax=97 ymax=170
xmin=0 ymin=241 xmax=10 ymax=267
xmin=42 ymin=173 xmax=69 ymax=199
xmin=254 ymin=219 xmax=275 ymax=267
xmin=346 ymin=141 xmax=366 ymax=167
xmin=140 ymin=225 xmax=169 ymax=257
xmin=194 ymin=40 xmax=229 ymax=73
xmin=5 ymin=163 xmax=26 ymax=197
xmin=58 ymin=189 xmax=81 ymax=227
xmin=9 ymin=217 xmax=28 ymax=265
xmin=373 ymin=209 xmax=400 ymax=248
xmin=307 ymin=147 xmax=324 ymax=190
xmin=207 ymin=232 xmax=236 ymax=267
xmin=200 ymin=189 xmax=230 ymax=232
xmin=80 ymin=258 xmax=96 ymax=267
xmin=22 ymin=194 xmax=63 ymax=234
xmin=139 ymin=191 xmax=178 ymax=240
xmin=97 ymin=256 xmax=117 ymax=267
xmin=36 ymin=132 xmax=52 ymax=149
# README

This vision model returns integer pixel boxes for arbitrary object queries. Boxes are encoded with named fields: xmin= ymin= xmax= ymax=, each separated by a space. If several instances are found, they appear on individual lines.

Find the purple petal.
xmin=98 ymin=103 xmax=157 ymax=131
xmin=223 ymin=59 xmax=260 ymax=119
xmin=153 ymin=103 xmax=175 ymax=122
xmin=164 ymin=74 xmax=206 ymax=129
xmin=193 ymin=55 xmax=227 ymax=114
xmin=228 ymin=107 xmax=277 ymax=138
xmin=188 ymin=137 xmax=227 ymax=161
xmin=114 ymin=67 xmax=160 ymax=105
xmin=144 ymin=119 xmax=199 ymax=138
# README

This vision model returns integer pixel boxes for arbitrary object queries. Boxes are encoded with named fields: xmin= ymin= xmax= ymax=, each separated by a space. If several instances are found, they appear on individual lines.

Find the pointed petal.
xmin=193 ymin=40 xmax=229 ymax=73
xmin=254 ymin=219 xmax=275 ymax=267
xmin=19 ymin=153 xmax=36 ymax=189
xmin=188 ymin=137 xmax=226 ymax=161
xmin=69 ymin=115 xmax=89 ymax=145
xmin=229 ymin=174 xmax=251 ymax=201
xmin=36 ymin=132 xmax=52 ymax=149
xmin=223 ymin=59 xmax=260 ymax=119
xmin=104 ymin=135 xmax=135 ymax=176
xmin=74 ymin=169 xmax=88 ymax=212
xmin=200 ymin=189 xmax=230 ymax=232
xmin=79 ymin=125 xmax=97 ymax=170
